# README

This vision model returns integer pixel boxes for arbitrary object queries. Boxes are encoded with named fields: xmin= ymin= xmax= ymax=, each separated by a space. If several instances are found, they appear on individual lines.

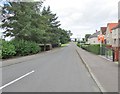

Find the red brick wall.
xmin=113 ymin=47 xmax=120 ymax=61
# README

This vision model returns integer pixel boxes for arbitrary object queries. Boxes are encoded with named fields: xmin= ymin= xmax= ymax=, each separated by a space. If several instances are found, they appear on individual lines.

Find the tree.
xmin=58 ymin=28 xmax=70 ymax=44
xmin=1 ymin=2 xmax=72 ymax=50
xmin=41 ymin=6 xmax=61 ymax=45
xmin=1 ymin=2 xmax=44 ymax=42
xmin=85 ymin=34 xmax=91 ymax=42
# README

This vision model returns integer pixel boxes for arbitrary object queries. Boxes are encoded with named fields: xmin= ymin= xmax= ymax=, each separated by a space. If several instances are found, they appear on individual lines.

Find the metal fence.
xmin=104 ymin=47 xmax=114 ymax=61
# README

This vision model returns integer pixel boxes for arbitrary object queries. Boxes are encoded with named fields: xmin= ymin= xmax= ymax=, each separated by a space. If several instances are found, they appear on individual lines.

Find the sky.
xmin=0 ymin=0 xmax=119 ymax=40
xmin=42 ymin=0 xmax=119 ymax=39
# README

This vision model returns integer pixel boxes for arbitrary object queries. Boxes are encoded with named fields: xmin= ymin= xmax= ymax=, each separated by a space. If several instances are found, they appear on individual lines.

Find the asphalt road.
xmin=1 ymin=43 xmax=100 ymax=92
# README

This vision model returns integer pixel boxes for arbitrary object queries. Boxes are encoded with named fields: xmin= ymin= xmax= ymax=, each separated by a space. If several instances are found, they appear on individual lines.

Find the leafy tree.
xmin=85 ymin=34 xmax=91 ymax=42
xmin=1 ymin=2 xmax=44 ymax=42
xmin=59 ymin=28 xmax=71 ymax=44
xmin=1 ymin=2 xmax=72 ymax=51
xmin=41 ymin=6 xmax=61 ymax=45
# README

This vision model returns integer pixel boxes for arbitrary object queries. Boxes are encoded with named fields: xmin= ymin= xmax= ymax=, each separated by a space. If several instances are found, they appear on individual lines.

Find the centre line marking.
xmin=0 ymin=70 xmax=35 ymax=90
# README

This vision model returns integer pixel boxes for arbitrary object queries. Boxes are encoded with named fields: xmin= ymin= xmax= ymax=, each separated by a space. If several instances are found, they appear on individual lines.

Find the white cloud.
xmin=43 ymin=0 xmax=119 ymax=38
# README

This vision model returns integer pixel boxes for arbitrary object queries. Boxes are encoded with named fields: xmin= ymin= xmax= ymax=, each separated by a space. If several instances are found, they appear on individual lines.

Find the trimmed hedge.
xmin=77 ymin=43 xmax=80 ymax=47
xmin=81 ymin=44 xmax=100 ymax=55
xmin=11 ymin=40 xmax=41 ymax=56
xmin=89 ymin=44 xmax=100 ymax=55
xmin=2 ymin=40 xmax=16 ymax=59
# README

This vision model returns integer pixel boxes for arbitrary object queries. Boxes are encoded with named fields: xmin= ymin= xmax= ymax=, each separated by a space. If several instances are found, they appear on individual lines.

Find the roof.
xmin=100 ymin=27 xmax=107 ymax=35
xmin=112 ymin=20 xmax=120 ymax=30
xmin=89 ymin=31 xmax=100 ymax=38
xmin=107 ymin=23 xmax=118 ymax=32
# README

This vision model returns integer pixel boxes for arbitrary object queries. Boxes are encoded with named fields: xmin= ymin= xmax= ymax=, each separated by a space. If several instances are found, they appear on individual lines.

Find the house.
xmin=100 ymin=27 xmax=107 ymax=35
xmin=105 ymin=23 xmax=118 ymax=47
xmin=88 ymin=31 xmax=100 ymax=44
xmin=112 ymin=20 xmax=120 ymax=61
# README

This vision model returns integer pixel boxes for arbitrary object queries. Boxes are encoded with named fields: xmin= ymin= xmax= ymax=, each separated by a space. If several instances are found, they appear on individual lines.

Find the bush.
xmin=80 ymin=44 xmax=100 ymax=55
xmin=77 ymin=43 xmax=80 ymax=47
xmin=89 ymin=44 xmax=100 ymax=55
xmin=11 ymin=40 xmax=41 ymax=56
xmin=2 ymin=41 xmax=16 ymax=59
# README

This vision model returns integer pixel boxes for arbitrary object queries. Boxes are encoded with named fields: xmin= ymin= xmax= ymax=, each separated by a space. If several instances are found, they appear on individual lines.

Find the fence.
xmin=104 ymin=47 xmax=114 ymax=61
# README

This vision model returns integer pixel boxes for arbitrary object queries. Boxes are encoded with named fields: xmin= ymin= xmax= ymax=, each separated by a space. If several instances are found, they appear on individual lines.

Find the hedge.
xmin=11 ymin=40 xmax=41 ymax=56
xmin=89 ymin=44 xmax=100 ymax=55
xmin=77 ymin=43 xmax=80 ymax=47
xmin=80 ymin=44 xmax=100 ymax=55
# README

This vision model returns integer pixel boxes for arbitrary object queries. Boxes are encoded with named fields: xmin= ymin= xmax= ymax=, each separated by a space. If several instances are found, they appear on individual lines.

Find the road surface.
xmin=1 ymin=43 xmax=100 ymax=92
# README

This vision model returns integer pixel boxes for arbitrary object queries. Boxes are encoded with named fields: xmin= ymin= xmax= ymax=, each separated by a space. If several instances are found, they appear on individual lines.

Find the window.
xmin=114 ymin=39 xmax=116 ymax=44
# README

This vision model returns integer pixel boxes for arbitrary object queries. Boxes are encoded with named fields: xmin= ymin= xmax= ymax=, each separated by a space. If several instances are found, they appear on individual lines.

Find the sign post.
xmin=98 ymin=34 xmax=104 ymax=55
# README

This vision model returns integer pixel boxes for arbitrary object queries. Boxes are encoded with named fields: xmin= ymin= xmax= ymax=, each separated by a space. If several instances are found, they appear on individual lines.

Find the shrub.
xmin=80 ymin=44 xmax=100 ymax=55
xmin=11 ymin=40 xmax=41 ymax=56
xmin=2 ymin=41 xmax=16 ymax=59
xmin=77 ymin=43 xmax=80 ymax=47
xmin=89 ymin=44 xmax=100 ymax=55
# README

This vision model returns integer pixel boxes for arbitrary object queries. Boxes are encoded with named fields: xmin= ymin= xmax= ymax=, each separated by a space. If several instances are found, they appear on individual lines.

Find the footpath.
xmin=76 ymin=46 xmax=119 ymax=92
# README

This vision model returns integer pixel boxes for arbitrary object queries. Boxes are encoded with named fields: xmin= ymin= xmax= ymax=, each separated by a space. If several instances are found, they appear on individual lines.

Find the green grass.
xmin=75 ymin=42 xmax=78 ymax=44
xmin=61 ymin=43 xmax=69 ymax=47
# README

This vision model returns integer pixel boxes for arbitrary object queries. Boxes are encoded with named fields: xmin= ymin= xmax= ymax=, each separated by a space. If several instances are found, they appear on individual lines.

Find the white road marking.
xmin=0 ymin=70 xmax=35 ymax=90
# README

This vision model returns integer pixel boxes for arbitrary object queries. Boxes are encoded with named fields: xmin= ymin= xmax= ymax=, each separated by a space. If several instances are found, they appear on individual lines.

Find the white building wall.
xmin=112 ymin=28 xmax=120 ymax=47
xmin=88 ymin=37 xmax=100 ymax=44
xmin=105 ymin=27 xmax=113 ymax=45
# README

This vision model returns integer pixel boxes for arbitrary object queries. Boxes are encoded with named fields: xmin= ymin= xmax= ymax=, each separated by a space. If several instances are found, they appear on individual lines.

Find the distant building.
xmin=88 ymin=31 xmax=100 ymax=44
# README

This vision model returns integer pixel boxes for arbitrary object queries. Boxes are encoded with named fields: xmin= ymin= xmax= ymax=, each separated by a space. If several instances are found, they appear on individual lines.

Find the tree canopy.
xmin=85 ymin=34 xmax=91 ymax=42
xmin=1 ymin=1 xmax=72 ymax=44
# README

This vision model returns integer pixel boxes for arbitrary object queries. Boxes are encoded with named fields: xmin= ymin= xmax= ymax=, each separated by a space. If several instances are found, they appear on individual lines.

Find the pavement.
xmin=76 ymin=46 xmax=118 ymax=92
xmin=1 ymin=43 xmax=100 ymax=92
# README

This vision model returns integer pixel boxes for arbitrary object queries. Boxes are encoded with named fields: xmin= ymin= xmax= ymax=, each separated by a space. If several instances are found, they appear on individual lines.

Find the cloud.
xmin=43 ymin=0 xmax=119 ymax=38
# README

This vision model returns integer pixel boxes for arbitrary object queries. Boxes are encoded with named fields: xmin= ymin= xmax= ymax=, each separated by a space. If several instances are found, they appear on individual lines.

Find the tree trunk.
xmin=44 ymin=44 xmax=46 ymax=51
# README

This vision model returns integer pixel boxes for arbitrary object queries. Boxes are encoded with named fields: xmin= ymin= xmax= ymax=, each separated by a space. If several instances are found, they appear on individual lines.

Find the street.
xmin=1 ymin=43 xmax=100 ymax=92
